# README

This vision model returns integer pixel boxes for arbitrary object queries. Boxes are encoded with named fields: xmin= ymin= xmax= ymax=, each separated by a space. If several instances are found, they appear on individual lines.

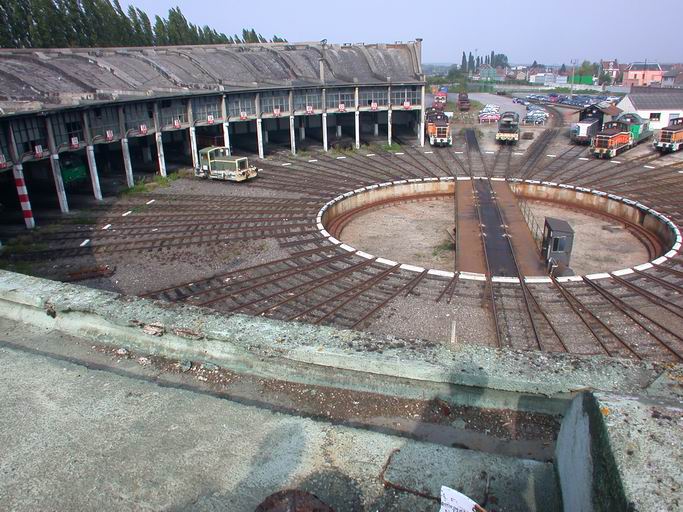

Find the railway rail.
xmin=9 ymin=121 xmax=683 ymax=363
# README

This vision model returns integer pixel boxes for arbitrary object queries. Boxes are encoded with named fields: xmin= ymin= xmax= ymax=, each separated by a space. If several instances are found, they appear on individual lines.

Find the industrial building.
xmin=616 ymin=87 xmax=683 ymax=129
xmin=0 ymin=41 xmax=426 ymax=228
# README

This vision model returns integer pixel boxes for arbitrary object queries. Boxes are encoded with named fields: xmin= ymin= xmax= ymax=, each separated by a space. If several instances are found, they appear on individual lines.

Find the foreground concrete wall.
xmin=0 ymin=269 xmax=681 ymax=509
xmin=0 ymin=269 xmax=670 ymax=402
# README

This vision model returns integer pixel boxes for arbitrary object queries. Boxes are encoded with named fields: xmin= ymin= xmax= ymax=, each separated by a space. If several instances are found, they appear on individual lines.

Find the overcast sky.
xmin=120 ymin=0 xmax=683 ymax=65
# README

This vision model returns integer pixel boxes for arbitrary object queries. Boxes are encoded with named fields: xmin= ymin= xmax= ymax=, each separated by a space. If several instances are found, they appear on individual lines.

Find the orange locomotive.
xmin=654 ymin=117 xmax=683 ymax=153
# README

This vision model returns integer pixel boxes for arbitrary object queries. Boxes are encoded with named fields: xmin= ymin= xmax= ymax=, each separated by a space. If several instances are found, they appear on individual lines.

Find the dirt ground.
xmin=525 ymin=200 xmax=650 ymax=275
xmin=340 ymin=198 xmax=456 ymax=272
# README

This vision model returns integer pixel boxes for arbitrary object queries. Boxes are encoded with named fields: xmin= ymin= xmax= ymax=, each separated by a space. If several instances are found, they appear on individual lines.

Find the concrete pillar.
xmin=86 ymin=145 xmax=102 ymax=200
xmin=45 ymin=117 xmax=68 ymax=213
xmin=336 ymin=124 xmax=342 ymax=138
xmin=289 ymin=115 xmax=296 ymax=155
xmin=152 ymin=104 xmax=167 ymax=177
xmin=354 ymin=86 xmax=360 ymax=149
xmin=81 ymin=112 xmax=102 ymax=201
xmin=12 ymin=164 xmax=35 ymax=229
xmin=121 ymin=138 xmax=134 ymax=188
xmin=256 ymin=118 xmax=264 ymax=159
xmin=155 ymin=132 xmax=167 ymax=177
xmin=419 ymin=85 xmax=426 ymax=147
xmin=222 ymin=122 xmax=231 ymax=155
xmin=322 ymin=113 xmax=328 ymax=151
xmin=189 ymin=127 xmax=199 ymax=170
xmin=299 ymin=116 xmax=305 ymax=141
xmin=220 ymin=95 xmax=231 ymax=155
xmin=49 ymin=154 xmax=69 ymax=213
xmin=374 ymin=122 xmax=379 ymax=137
xmin=387 ymin=108 xmax=393 ymax=145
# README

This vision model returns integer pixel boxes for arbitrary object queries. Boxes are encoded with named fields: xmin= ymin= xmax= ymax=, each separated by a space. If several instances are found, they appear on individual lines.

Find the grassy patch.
xmin=432 ymin=238 xmax=455 ymax=257
xmin=470 ymin=100 xmax=485 ymax=112
xmin=379 ymin=142 xmax=402 ymax=153
xmin=121 ymin=171 xmax=180 ymax=196
xmin=0 ymin=259 xmax=36 ymax=275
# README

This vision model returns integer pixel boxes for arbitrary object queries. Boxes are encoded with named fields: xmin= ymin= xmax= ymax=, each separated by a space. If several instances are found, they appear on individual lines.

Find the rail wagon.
xmin=495 ymin=111 xmax=520 ymax=144
xmin=195 ymin=147 xmax=259 ymax=182
xmin=654 ymin=117 xmax=683 ymax=153
xmin=570 ymin=118 xmax=601 ymax=144
xmin=425 ymin=109 xmax=452 ymax=146
xmin=591 ymin=113 xmax=652 ymax=158
xmin=457 ymin=92 xmax=470 ymax=111
xmin=432 ymin=91 xmax=448 ymax=111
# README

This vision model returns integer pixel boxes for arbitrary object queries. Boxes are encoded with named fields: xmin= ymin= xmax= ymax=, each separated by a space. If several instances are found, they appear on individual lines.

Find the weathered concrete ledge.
xmin=556 ymin=391 xmax=683 ymax=512
xmin=0 ymin=269 xmax=676 ymax=402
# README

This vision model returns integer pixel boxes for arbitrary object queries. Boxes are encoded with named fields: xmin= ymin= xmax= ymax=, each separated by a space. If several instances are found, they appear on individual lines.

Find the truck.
xmin=425 ymin=109 xmax=453 ymax=146
xmin=495 ymin=112 xmax=520 ymax=144
xmin=457 ymin=92 xmax=471 ymax=111
xmin=195 ymin=147 xmax=259 ymax=181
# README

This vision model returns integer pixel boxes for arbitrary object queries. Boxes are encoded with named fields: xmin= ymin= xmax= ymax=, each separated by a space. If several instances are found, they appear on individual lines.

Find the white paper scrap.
xmin=440 ymin=486 xmax=484 ymax=512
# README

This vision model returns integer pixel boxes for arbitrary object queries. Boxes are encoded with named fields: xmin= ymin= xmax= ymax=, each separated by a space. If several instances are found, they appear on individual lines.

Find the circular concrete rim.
xmin=315 ymin=176 xmax=683 ymax=284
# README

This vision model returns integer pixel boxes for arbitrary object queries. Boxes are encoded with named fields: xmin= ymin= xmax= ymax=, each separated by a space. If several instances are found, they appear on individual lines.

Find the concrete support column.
xmin=86 ymin=145 xmax=102 ymax=200
xmin=45 ymin=117 xmax=68 ymax=213
xmin=256 ymin=118 xmax=264 ymax=159
xmin=155 ymin=132 xmax=167 ymax=177
xmin=419 ymin=85 xmax=426 ymax=147
xmin=222 ymin=122 xmax=231 ymax=155
xmin=49 ymin=154 xmax=69 ymax=213
xmin=322 ymin=113 xmax=328 ymax=151
xmin=121 ymin=138 xmax=134 ymax=188
xmin=152 ymin=104 xmax=166 ymax=177
xmin=118 ymin=106 xmax=134 ymax=188
xmin=299 ymin=116 xmax=305 ymax=141
xmin=189 ymin=127 xmax=199 ymax=170
xmin=220 ymin=96 xmax=231 ymax=155
xmin=289 ymin=115 xmax=296 ymax=155
xmin=354 ymin=86 xmax=360 ymax=149
xmin=81 ymin=112 xmax=102 ymax=201
xmin=336 ymin=124 xmax=342 ymax=138
xmin=12 ymin=164 xmax=35 ymax=229
xmin=387 ymin=109 xmax=393 ymax=145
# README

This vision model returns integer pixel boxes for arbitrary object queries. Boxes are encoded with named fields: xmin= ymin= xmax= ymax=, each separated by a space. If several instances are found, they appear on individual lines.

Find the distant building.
xmin=622 ymin=63 xmax=663 ymax=87
xmin=478 ymin=64 xmax=504 ymax=82
xmin=662 ymin=70 xmax=683 ymax=89
xmin=617 ymin=87 xmax=683 ymax=129
xmin=600 ymin=59 xmax=620 ymax=82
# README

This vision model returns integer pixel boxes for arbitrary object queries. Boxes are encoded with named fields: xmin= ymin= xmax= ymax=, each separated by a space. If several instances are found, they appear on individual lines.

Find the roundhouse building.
xmin=0 ymin=40 xmax=426 ymax=228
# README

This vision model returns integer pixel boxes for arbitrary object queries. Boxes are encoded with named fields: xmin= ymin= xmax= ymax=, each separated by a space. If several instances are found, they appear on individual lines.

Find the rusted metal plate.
xmin=255 ymin=490 xmax=335 ymax=512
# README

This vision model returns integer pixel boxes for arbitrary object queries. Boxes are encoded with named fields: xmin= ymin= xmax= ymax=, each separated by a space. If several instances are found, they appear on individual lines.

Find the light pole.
xmin=570 ymin=59 xmax=576 ymax=99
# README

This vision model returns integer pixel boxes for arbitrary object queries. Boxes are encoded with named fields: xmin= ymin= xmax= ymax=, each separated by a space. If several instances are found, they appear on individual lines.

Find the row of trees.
xmin=459 ymin=50 xmax=509 ymax=74
xmin=0 ymin=0 xmax=286 ymax=48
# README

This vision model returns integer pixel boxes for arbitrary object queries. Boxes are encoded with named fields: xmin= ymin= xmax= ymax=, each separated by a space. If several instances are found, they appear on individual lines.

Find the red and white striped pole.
xmin=13 ymin=164 xmax=35 ymax=229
